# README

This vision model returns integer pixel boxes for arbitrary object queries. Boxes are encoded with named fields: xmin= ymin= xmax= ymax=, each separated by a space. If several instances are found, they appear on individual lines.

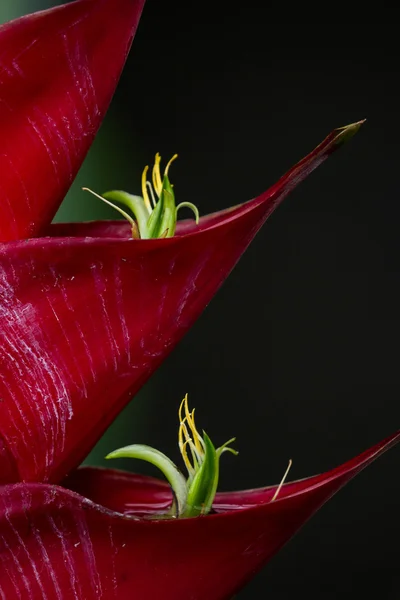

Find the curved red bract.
xmin=0 ymin=432 xmax=397 ymax=599
xmin=0 ymin=0 xmax=145 ymax=242
xmin=0 ymin=123 xmax=363 ymax=484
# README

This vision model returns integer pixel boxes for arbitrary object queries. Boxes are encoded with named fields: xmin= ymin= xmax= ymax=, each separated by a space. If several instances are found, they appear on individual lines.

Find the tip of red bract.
xmin=0 ymin=0 xmax=146 ymax=242
xmin=331 ymin=119 xmax=366 ymax=148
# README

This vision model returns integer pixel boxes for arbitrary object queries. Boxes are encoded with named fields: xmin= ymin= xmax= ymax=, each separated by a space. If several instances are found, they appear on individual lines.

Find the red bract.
xmin=0 ymin=432 xmax=397 ymax=599
xmin=0 ymin=0 xmax=145 ymax=242
xmin=0 ymin=123 xmax=363 ymax=484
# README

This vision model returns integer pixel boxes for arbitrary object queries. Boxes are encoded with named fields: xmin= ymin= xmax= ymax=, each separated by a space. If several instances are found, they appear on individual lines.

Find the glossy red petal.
xmin=0 ymin=0 xmax=145 ymax=242
xmin=0 ymin=124 xmax=362 ymax=483
xmin=0 ymin=432 xmax=397 ymax=600
xmin=63 ymin=467 xmax=173 ymax=516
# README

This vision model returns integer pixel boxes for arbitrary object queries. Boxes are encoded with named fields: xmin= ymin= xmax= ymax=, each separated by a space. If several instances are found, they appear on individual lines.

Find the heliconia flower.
xmin=0 ymin=122 xmax=363 ymax=485
xmin=0 ymin=431 xmax=397 ymax=599
xmin=0 ymin=0 xmax=145 ymax=242
xmin=106 ymin=394 xmax=240 ymax=518
xmin=83 ymin=153 xmax=201 ymax=239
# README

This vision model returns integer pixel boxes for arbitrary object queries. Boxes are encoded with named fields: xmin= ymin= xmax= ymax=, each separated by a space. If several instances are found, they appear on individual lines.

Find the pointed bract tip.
xmin=333 ymin=119 xmax=366 ymax=146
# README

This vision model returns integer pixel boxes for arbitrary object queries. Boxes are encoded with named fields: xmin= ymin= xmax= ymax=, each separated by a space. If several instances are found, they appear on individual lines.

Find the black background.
xmin=5 ymin=3 xmax=400 ymax=598
xmin=125 ymin=8 xmax=400 ymax=599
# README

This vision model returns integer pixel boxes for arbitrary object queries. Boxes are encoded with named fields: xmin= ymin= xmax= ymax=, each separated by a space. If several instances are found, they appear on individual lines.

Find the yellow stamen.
xmin=180 ymin=437 xmax=194 ymax=474
xmin=164 ymin=153 xmax=178 ymax=177
xmin=187 ymin=408 xmax=204 ymax=454
xmin=178 ymin=419 xmax=188 ymax=456
xmin=178 ymin=396 xmax=186 ymax=429
xmin=179 ymin=399 xmax=194 ymax=470
xmin=180 ymin=416 xmax=201 ymax=466
xmin=141 ymin=165 xmax=153 ymax=212
xmin=178 ymin=394 xmax=206 ymax=474
xmin=146 ymin=181 xmax=157 ymax=209
xmin=152 ymin=153 xmax=163 ymax=197
xmin=181 ymin=395 xmax=204 ymax=455
xmin=179 ymin=419 xmax=200 ymax=472
xmin=271 ymin=459 xmax=293 ymax=502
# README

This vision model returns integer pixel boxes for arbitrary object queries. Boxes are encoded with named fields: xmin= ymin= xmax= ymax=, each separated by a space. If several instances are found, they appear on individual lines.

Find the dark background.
xmin=2 ymin=3 xmax=400 ymax=598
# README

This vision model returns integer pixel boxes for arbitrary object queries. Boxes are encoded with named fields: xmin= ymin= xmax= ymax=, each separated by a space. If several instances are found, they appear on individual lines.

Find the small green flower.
xmin=106 ymin=395 xmax=237 ymax=518
xmin=83 ymin=154 xmax=199 ymax=239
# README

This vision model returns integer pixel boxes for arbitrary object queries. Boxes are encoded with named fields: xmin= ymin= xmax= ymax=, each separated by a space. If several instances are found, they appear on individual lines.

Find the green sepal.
xmin=106 ymin=444 xmax=188 ymax=517
xmin=102 ymin=191 xmax=151 ymax=239
xmin=176 ymin=202 xmax=200 ymax=224
xmin=217 ymin=437 xmax=238 ymax=458
xmin=147 ymin=175 xmax=177 ymax=238
xmin=184 ymin=432 xmax=219 ymax=517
